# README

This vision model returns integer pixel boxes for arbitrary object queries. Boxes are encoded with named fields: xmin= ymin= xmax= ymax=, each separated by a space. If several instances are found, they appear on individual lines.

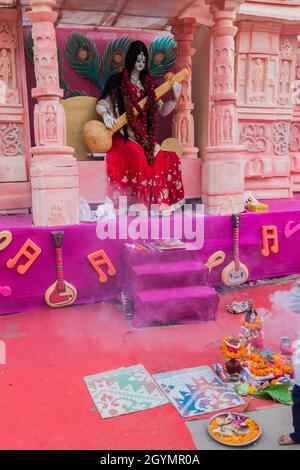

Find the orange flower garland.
xmin=221 ymin=337 xmax=247 ymax=359
xmin=241 ymin=316 xmax=262 ymax=331
xmin=250 ymin=362 xmax=273 ymax=377
xmin=220 ymin=336 xmax=294 ymax=379
xmin=209 ymin=417 xmax=260 ymax=445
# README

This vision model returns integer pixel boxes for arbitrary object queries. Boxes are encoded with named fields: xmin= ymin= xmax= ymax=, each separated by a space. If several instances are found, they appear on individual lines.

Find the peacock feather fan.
xmin=101 ymin=36 xmax=133 ymax=84
xmin=65 ymin=32 xmax=102 ymax=90
xmin=149 ymin=36 xmax=177 ymax=79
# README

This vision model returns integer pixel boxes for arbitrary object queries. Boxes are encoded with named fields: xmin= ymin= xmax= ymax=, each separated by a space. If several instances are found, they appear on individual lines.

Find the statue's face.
xmin=134 ymin=52 xmax=146 ymax=73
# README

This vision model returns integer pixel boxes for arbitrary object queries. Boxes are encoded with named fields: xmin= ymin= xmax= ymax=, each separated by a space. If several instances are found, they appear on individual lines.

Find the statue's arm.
xmin=96 ymin=97 xmax=116 ymax=129
xmin=157 ymin=82 xmax=181 ymax=117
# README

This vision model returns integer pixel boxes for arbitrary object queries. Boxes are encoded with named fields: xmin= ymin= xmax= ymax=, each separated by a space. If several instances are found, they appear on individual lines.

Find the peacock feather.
xmin=149 ymin=36 xmax=176 ymax=79
xmin=65 ymin=89 xmax=87 ymax=98
xmin=65 ymin=32 xmax=102 ymax=90
xmin=24 ymin=30 xmax=34 ymax=65
xmin=57 ymin=46 xmax=69 ymax=92
xmin=101 ymin=36 xmax=133 ymax=84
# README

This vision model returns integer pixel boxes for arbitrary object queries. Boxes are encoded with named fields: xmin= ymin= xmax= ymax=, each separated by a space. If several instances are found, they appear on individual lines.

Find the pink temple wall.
xmin=23 ymin=26 xmax=172 ymax=148
xmin=192 ymin=24 xmax=210 ymax=157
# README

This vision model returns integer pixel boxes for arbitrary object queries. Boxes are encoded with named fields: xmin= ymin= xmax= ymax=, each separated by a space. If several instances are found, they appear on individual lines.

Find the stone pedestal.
xmin=27 ymin=0 xmax=79 ymax=226
xmin=203 ymin=0 xmax=246 ymax=215
xmin=170 ymin=18 xmax=199 ymax=159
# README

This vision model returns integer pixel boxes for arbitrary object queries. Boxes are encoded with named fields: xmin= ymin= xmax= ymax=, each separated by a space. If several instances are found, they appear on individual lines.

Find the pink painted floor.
xmin=0 ymin=280 xmax=299 ymax=450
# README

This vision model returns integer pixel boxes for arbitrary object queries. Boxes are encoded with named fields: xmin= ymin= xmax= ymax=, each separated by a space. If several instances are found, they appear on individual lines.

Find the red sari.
xmin=106 ymin=83 xmax=185 ymax=211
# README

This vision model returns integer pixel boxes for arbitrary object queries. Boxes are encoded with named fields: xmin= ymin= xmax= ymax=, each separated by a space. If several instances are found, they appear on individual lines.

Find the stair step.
xmin=124 ymin=245 xmax=200 ymax=267
xmin=131 ymin=260 xmax=208 ymax=290
xmin=132 ymin=286 xmax=219 ymax=327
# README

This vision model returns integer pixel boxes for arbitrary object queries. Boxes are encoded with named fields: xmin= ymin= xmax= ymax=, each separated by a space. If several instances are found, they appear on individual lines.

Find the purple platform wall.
xmin=1 ymin=208 xmax=300 ymax=316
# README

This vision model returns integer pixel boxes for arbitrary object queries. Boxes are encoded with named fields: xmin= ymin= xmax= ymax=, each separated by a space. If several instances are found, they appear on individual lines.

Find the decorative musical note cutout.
xmin=261 ymin=226 xmax=279 ymax=256
xmin=205 ymin=251 xmax=226 ymax=275
xmin=284 ymin=221 xmax=300 ymax=239
xmin=45 ymin=231 xmax=77 ymax=308
xmin=0 ymin=230 xmax=12 ymax=251
xmin=6 ymin=239 xmax=42 ymax=274
xmin=87 ymin=249 xmax=116 ymax=283
xmin=0 ymin=286 xmax=11 ymax=297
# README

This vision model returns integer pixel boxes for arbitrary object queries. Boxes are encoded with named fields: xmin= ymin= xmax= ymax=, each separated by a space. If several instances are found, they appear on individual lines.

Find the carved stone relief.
xmin=34 ymin=100 xmax=66 ymax=147
xmin=213 ymin=36 xmax=235 ymax=97
xmin=240 ymin=123 xmax=269 ymax=153
xmin=0 ymin=22 xmax=18 ymax=104
xmin=0 ymin=123 xmax=22 ymax=157
xmin=248 ymin=57 xmax=268 ymax=103
xmin=289 ymin=123 xmax=300 ymax=153
xmin=274 ymin=121 xmax=290 ymax=155
xmin=277 ymin=39 xmax=295 ymax=106
xmin=245 ymin=157 xmax=264 ymax=178
xmin=210 ymin=104 xmax=237 ymax=146
xmin=32 ymin=22 xmax=59 ymax=93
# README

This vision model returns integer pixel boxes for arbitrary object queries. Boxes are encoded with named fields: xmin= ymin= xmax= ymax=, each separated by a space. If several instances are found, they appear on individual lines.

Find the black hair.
xmin=98 ymin=41 xmax=150 ymax=139
xmin=124 ymin=40 xmax=149 ymax=83
xmin=245 ymin=308 xmax=257 ymax=323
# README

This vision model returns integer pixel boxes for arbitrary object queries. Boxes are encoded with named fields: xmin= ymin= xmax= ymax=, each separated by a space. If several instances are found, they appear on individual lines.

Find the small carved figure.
xmin=279 ymin=60 xmax=290 ymax=95
xmin=251 ymin=58 xmax=264 ymax=94
xmin=46 ymin=105 xmax=57 ymax=140
xmin=0 ymin=49 xmax=11 ymax=87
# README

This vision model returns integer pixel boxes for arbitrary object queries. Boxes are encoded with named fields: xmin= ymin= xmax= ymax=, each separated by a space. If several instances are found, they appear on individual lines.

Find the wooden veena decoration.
xmin=83 ymin=68 xmax=189 ymax=153
xmin=45 ymin=231 xmax=77 ymax=308
xmin=221 ymin=214 xmax=249 ymax=286
xmin=0 ymin=230 xmax=12 ymax=297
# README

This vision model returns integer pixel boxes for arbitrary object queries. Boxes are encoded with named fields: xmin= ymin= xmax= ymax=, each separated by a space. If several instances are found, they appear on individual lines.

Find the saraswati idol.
xmin=84 ymin=41 xmax=187 ymax=213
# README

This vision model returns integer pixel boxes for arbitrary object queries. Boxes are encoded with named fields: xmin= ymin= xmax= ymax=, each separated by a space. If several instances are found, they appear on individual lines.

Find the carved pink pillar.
xmin=27 ymin=0 xmax=79 ymax=226
xmin=202 ymin=0 xmax=245 ymax=215
xmin=170 ymin=18 xmax=198 ymax=158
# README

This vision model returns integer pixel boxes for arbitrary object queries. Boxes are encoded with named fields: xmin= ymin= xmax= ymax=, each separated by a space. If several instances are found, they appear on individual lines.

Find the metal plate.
xmin=207 ymin=413 xmax=262 ymax=447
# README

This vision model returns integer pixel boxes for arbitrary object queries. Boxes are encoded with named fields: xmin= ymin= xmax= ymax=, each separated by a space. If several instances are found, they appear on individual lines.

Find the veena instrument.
xmin=0 ymin=230 xmax=12 ymax=298
xmin=83 ymin=68 xmax=189 ymax=153
xmin=45 ymin=231 xmax=77 ymax=308
xmin=221 ymin=214 xmax=249 ymax=286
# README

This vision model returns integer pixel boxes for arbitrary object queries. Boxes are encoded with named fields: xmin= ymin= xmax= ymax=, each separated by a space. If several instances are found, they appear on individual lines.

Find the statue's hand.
xmin=172 ymin=82 xmax=182 ymax=101
xmin=103 ymin=113 xmax=116 ymax=129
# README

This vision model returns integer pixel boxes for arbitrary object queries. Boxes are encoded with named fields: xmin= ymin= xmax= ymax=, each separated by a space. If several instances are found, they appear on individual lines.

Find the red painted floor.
xmin=0 ymin=280 xmax=299 ymax=450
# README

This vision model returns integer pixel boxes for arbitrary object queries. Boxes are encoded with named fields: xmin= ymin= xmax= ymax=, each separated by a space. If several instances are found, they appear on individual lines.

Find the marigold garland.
xmin=250 ymin=362 xmax=273 ymax=377
xmin=241 ymin=316 xmax=263 ymax=331
xmin=209 ymin=417 xmax=260 ymax=445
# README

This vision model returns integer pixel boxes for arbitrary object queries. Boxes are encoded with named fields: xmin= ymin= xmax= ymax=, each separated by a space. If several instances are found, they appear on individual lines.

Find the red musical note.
xmin=261 ymin=226 xmax=279 ymax=256
xmin=7 ymin=239 xmax=42 ymax=274
xmin=87 ymin=249 xmax=116 ymax=283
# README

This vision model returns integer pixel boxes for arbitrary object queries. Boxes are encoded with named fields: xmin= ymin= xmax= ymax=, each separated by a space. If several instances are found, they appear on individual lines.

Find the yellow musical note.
xmin=0 ymin=230 xmax=12 ymax=251
xmin=7 ymin=239 xmax=42 ymax=274
xmin=261 ymin=226 xmax=279 ymax=257
xmin=87 ymin=249 xmax=116 ymax=283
